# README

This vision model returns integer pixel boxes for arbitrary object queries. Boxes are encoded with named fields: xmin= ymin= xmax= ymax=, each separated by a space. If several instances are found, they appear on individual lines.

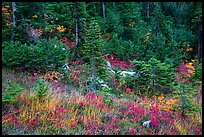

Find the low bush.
xmin=2 ymin=38 xmax=67 ymax=72
xmin=148 ymin=58 xmax=176 ymax=94
xmin=2 ymin=83 xmax=24 ymax=106
xmin=131 ymin=60 xmax=153 ymax=95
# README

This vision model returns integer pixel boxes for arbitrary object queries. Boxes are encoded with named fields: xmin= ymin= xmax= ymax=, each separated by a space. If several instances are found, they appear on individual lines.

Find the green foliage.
xmin=129 ymin=58 xmax=176 ymax=95
xmin=174 ymin=83 xmax=202 ymax=118
xmin=35 ymin=78 xmax=49 ymax=100
xmin=131 ymin=60 xmax=153 ymax=94
xmin=2 ymin=2 xmax=13 ymax=42
xmin=2 ymin=41 xmax=36 ymax=69
xmin=26 ymin=38 xmax=68 ymax=72
xmin=148 ymin=58 xmax=176 ymax=94
xmin=2 ymin=38 xmax=67 ymax=72
xmin=96 ymin=89 xmax=115 ymax=101
xmin=137 ymin=4 xmax=183 ymax=64
xmin=2 ymin=84 xmax=24 ymax=105
xmin=102 ymin=9 xmax=123 ymax=35
xmin=191 ymin=59 xmax=202 ymax=83
xmin=83 ymin=17 xmax=107 ymax=80
xmin=85 ymin=76 xmax=111 ymax=94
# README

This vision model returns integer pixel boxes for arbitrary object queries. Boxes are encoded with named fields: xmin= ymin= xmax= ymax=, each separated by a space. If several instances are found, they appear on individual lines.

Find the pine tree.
xmin=83 ymin=17 xmax=107 ymax=81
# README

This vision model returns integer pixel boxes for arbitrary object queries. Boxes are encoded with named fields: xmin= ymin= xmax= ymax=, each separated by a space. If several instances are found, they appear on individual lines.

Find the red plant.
xmin=10 ymin=116 xmax=19 ymax=123
xmin=26 ymin=101 xmax=31 ymax=105
xmin=128 ymin=128 xmax=136 ymax=135
xmin=2 ymin=113 xmax=12 ymax=123
xmin=55 ymin=106 xmax=68 ymax=114
xmin=96 ymin=103 xmax=104 ymax=110
xmin=79 ymin=102 xmax=84 ymax=107
xmin=105 ymin=54 xmax=134 ymax=70
xmin=150 ymin=116 xmax=159 ymax=127
xmin=85 ymin=92 xmax=95 ymax=99
xmin=14 ymin=108 xmax=20 ymax=114
xmin=23 ymin=119 xmax=29 ymax=124
xmin=112 ymin=116 xmax=119 ymax=123
xmin=70 ymin=42 xmax=76 ymax=47
xmin=125 ymin=87 xmax=132 ymax=93
xmin=175 ymin=62 xmax=192 ymax=83
xmin=70 ymin=121 xmax=76 ymax=128
xmin=60 ymin=36 xmax=76 ymax=48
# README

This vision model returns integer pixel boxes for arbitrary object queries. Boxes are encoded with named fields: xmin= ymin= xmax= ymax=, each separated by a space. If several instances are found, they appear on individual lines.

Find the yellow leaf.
xmin=187 ymin=48 xmax=193 ymax=51
xmin=158 ymin=94 xmax=164 ymax=101
xmin=32 ymin=15 xmax=38 ymax=18
xmin=187 ymin=69 xmax=195 ymax=75
xmin=165 ymin=101 xmax=173 ymax=105
xmin=186 ymin=63 xmax=194 ymax=70
xmin=158 ymin=105 xmax=163 ymax=110
xmin=169 ymin=99 xmax=178 ymax=104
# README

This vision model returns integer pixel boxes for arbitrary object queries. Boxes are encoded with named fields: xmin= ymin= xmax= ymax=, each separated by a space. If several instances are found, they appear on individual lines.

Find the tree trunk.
xmin=74 ymin=5 xmax=78 ymax=47
xmin=147 ymin=2 xmax=150 ymax=26
xmin=75 ymin=19 xmax=78 ymax=46
xmin=197 ymin=22 xmax=201 ymax=63
xmin=91 ymin=54 xmax=96 ymax=93
xmin=11 ymin=2 xmax=17 ymax=43
xmin=94 ymin=4 xmax=96 ymax=14
xmin=102 ymin=2 xmax=106 ymax=18
xmin=154 ymin=21 xmax=158 ymax=37
xmin=113 ymin=2 xmax=116 ymax=13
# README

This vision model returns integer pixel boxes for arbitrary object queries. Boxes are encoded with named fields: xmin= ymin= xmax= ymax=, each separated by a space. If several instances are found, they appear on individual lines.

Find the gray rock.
xmin=60 ymin=64 xmax=69 ymax=71
xmin=142 ymin=120 xmax=151 ymax=128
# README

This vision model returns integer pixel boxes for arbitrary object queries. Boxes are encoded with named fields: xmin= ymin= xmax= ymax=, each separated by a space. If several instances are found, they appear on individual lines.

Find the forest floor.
xmin=2 ymin=60 xmax=202 ymax=135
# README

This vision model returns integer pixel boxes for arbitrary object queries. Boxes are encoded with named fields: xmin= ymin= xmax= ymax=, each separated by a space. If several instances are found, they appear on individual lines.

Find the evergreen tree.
xmin=83 ymin=17 xmax=108 ymax=81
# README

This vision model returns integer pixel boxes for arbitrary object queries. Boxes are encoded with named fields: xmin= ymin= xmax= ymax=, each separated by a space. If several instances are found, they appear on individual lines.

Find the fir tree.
xmin=83 ymin=17 xmax=108 ymax=82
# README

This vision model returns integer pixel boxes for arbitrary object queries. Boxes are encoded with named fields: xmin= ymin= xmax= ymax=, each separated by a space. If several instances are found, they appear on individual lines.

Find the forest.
xmin=2 ymin=2 xmax=202 ymax=135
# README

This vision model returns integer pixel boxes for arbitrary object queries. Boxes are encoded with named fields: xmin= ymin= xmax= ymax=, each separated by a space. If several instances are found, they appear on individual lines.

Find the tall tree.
xmin=102 ymin=2 xmax=106 ymax=18
xmin=74 ymin=3 xmax=79 ymax=47
xmin=113 ymin=2 xmax=116 ymax=13
xmin=147 ymin=2 xmax=150 ymax=26
xmin=83 ymin=17 xmax=107 ymax=84
xmin=11 ymin=2 xmax=17 ymax=43
xmin=186 ymin=2 xmax=202 ymax=63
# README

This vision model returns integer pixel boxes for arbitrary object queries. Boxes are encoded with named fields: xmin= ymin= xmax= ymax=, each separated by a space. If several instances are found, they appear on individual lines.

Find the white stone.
xmin=143 ymin=120 xmax=151 ymax=128
xmin=120 ymin=71 xmax=136 ymax=77
xmin=106 ymin=60 xmax=115 ymax=74
xmin=61 ymin=64 xmax=69 ymax=71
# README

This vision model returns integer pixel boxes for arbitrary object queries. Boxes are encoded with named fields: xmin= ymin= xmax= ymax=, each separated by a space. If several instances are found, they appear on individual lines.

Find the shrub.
xmin=191 ymin=59 xmax=202 ymax=83
xmin=82 ymin=17 xmax=108 ymax=81
xmin=2 ymin=83 xmax=24 ymax=106
xmin=2 ymin=38 xmax=67 ymax=72
xmin=2 ymin=41 xmax=29 ymax=68
xmin=131 ymin=60 xmax=153 ymax=95
xmin=35 ymin=78 xmax=49 ymax=100
xmin=148 ymin=57 xmax=176 ymax=94
xmin=173 ymin=82 xmax=202 ymax=119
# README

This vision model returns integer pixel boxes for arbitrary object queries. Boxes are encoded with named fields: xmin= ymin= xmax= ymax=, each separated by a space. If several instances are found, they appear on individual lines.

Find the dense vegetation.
xmin=2 ymin=2 xmax=202 ymax=135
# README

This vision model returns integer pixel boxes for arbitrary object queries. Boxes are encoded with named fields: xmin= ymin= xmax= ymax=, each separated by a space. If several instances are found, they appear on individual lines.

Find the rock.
xmin=106 ymin=60 xmax=115 ymax=74
xmin=86 ymin=77 xmax=109 ymax=90
xmin=60 ymin=64 xmax=69 ymax=71
xmin=142 ymin=120 xmax=151 ymax=128
xmin=120 ymin=71 xmax=136 ymax=77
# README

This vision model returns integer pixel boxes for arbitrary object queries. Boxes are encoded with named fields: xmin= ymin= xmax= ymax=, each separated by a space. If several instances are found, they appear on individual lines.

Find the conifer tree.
xmin=83 ymin=17 xmax=108 ymax=82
